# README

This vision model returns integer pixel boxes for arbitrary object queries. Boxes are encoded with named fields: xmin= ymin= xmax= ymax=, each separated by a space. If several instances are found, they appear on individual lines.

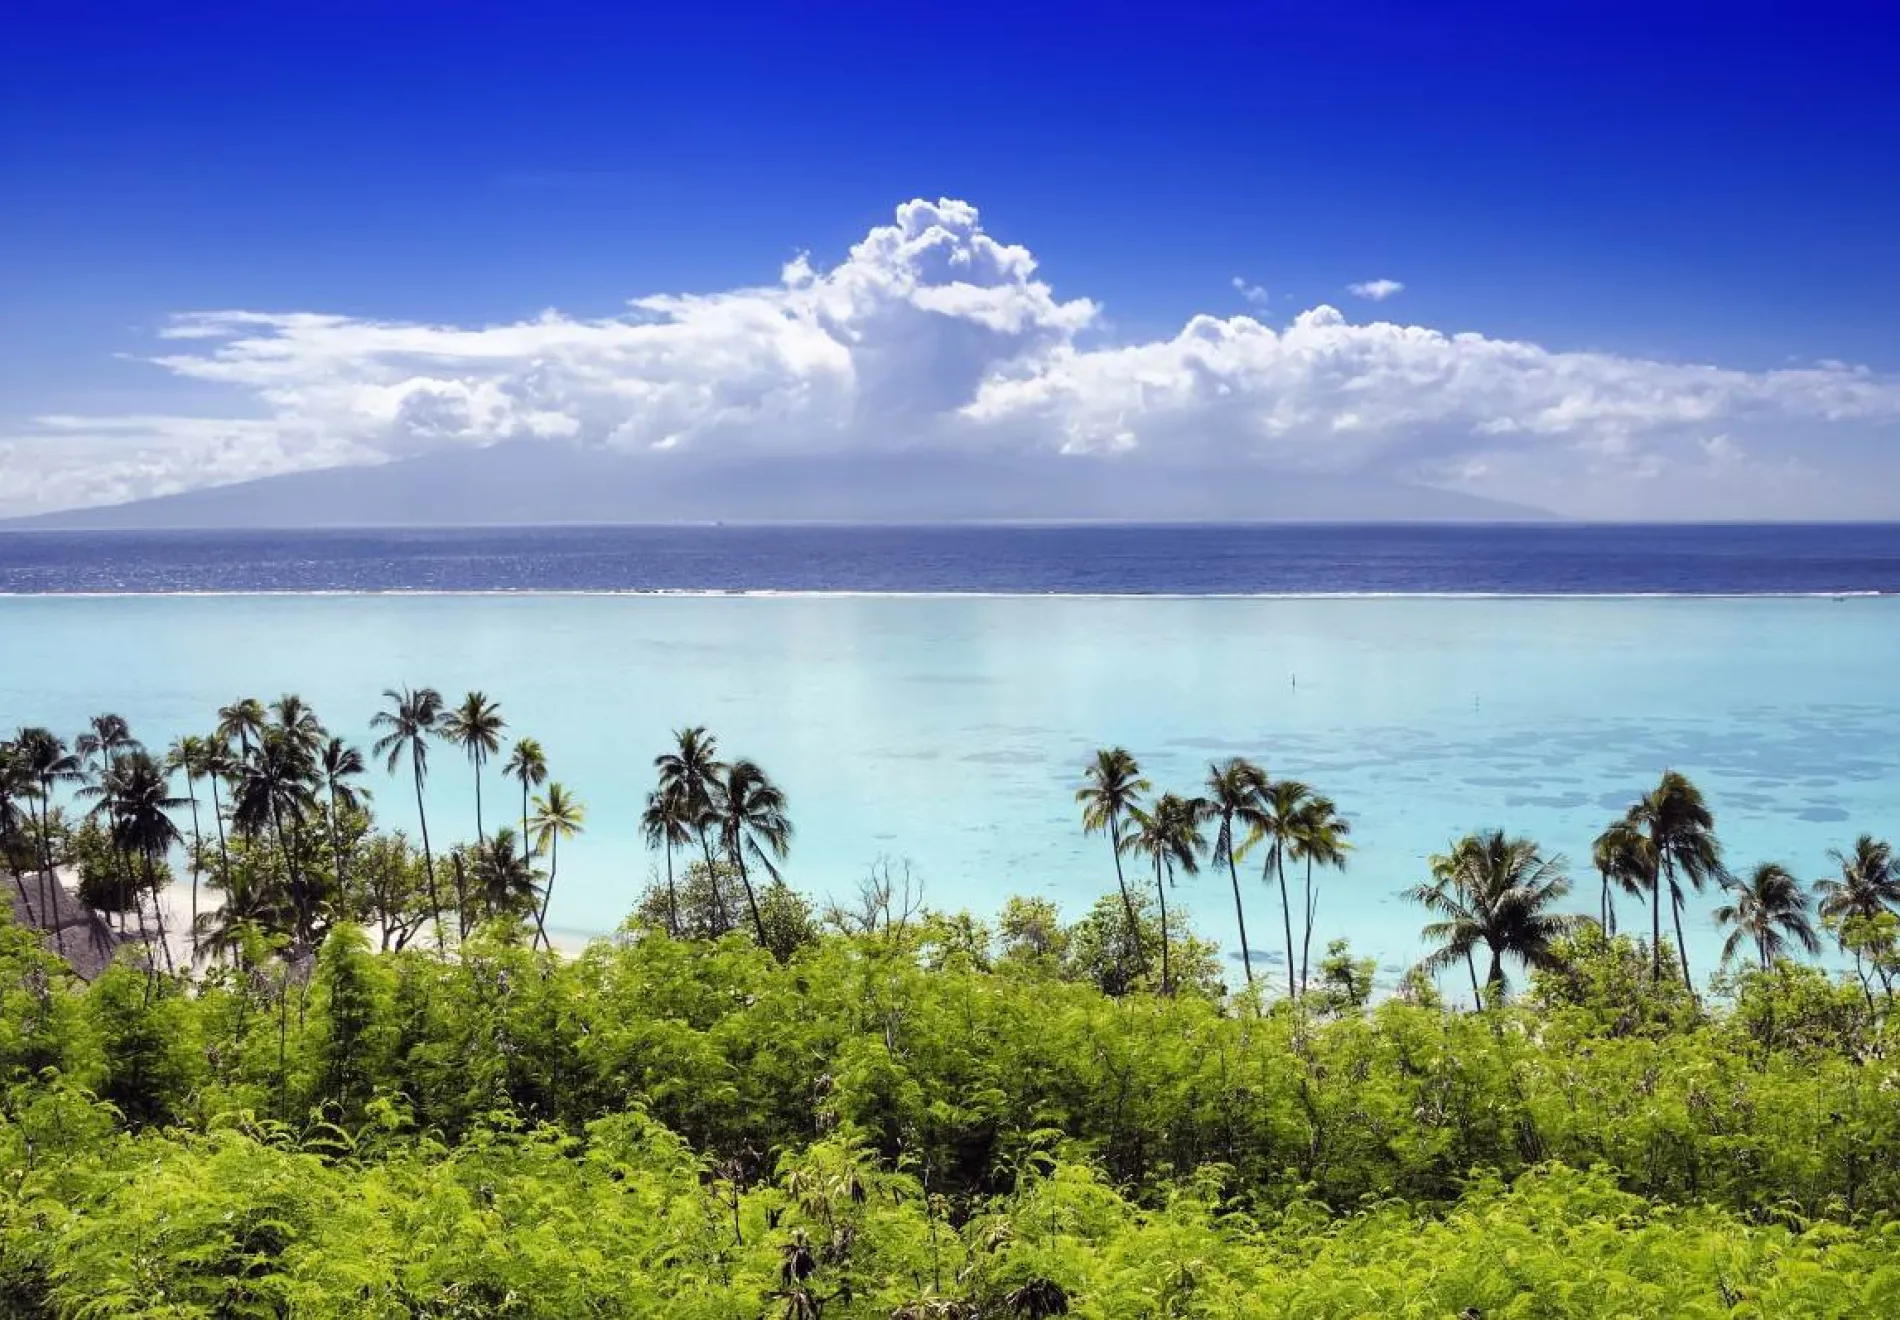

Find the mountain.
xmin=5 ymin=444 xmax=1553 ymax=528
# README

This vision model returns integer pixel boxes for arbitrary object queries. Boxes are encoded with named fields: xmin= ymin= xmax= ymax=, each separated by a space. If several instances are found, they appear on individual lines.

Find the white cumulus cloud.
xmin=4 ymin=197 xmax=1900 ymax=519
xmin=1348 ymin=278 xmax=1405 ymax=301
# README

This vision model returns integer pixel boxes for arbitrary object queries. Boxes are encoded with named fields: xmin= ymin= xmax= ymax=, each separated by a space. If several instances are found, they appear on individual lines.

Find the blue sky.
xmin=5 ymin=1 xmax=1899 ymax=518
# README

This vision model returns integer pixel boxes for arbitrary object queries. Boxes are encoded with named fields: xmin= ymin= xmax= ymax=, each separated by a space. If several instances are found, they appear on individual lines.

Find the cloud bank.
xmin=6 ymin=197 xmax=1900 ymax=519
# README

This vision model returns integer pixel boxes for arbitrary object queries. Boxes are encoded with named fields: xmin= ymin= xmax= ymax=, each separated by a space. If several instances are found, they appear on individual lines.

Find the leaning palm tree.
xmin=1590 ymin=817 xmax=1652 ymax=938
xmin=319 ymin=737 xmax=369 ymax=893
xmin=1122 ymin=792 xmax=1208 ymax=995
xmin=711 ymin=759 xmax=792 ymax=949
xmin=1237 ymin=777 xmax=1312 ymax=999
xmin=1290 ymin=793 xmax=1352 ymax=993
xmin=1077 ymin=748 xmax=1152 ymax=978
xmin=640 ymin=783 xmax=694 ymax=937
xmin=1410 ymin=830 xmax=1586 ymax=1003
xmin=371 ymin=686 xmax=447 ymax=946
xmin=1715 ymin=862 xmax=1821 ymax=971
xmin=439 ymin=691 xmax=506 ymax=845
xmin=656 ymin=727 xmax=730 ymax=926
xmin=1621 ymin=771 xmax=1724 ymax=988
xmin=164 ymin=735 xmax=214 ymax=955
xmin=1203 ymin=758 xmax=1269 ymax=987
xmin=530 ymin=783 xmax=585 ymax=953
xmin=504 ymin=738 xmax=548 ymax=873
xmin=14 ymin=727 xmax=81 ymax=953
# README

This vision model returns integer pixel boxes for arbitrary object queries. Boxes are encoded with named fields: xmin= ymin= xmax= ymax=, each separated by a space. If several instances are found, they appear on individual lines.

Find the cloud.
xmin=1348 ymin=278 xmax=1405 ymax=301
xmin=5 ymin=197 xmax=1900 ymax=518
xmin=1231 ymin=276 xmax=1271 ymax=306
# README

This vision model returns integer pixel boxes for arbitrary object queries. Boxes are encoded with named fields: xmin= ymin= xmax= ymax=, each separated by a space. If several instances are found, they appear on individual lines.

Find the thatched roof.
xmin=5 ymin=870 xmax=137 ymax=981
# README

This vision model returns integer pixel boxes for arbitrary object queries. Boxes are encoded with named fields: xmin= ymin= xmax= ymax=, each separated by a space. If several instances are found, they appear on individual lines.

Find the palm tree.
xmin=14 ymin=727 xmax=80 ymax=952
xmin=0 ymin=741 xmax=38 ymax=922
xmin=1077 ymin=748 xmax=1152 ymax=978
xmin=1291 ymin=793 xmax=1352 ymax=993
xmin=216 ymin=698 xmax=268 ymax=762
xmin=371 ymin=686 xmax=446 ymax=946
xmin=202 ymin=738 xmax=235 ymax=880
xmin=1590 ymin=818 xmax=1652 ymax=938
xmin=504 ymin=738 xmax=548 ymax=874
xmin=76 ymin=713 xmax=142 ymax=785
xmin=439 ymin=691 xmax=506 ymax=845
xmin=640 ymin=784 xmax=693 ymax=937
xmin=530 ymin=782 xmax=585 ymax=953
xmin=234 ymin=727 xmax=317 ymax=947
xmin=1410 ymin=830 xmax=1586 ymax=1003
xmin=1203 ymin=758 xmax=1268 ymax=987
xmin=1815 ymin=835 xmax=1900 ymax=1000
xmin=711 ymin=759 xmax=792 ymax=948
xmin=269 ymin=693 xmax=327 ymax=757
xmin=474 ymin=828 xmax=541 ymax=926
xmin=319 ymin=737 xmax=369 ymax=893
xmin=656 ymin=727 xmax=730 ymax=928
xmin=1237 ymin=778 xmax=1312 ymax=999
xmin=1123 ymin=792 xmax=1208 ymax=994
xmin=164 ymin=735 xmax=214 ymax=955
xmin=1621 ymin=771 xmax=1724 ymax=988
xmin=1715 ymin=862 xmax=1820 ymax=971
xmin=87 ymin=751 xmax=185 ymax=974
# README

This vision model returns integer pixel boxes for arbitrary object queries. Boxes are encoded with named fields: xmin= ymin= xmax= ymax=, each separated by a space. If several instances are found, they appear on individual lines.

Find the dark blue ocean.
xmin=2 ymin=523 xmax=1900 ymax=594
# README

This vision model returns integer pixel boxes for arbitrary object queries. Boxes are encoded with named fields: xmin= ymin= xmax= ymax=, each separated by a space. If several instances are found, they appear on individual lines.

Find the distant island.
xmin=4 ymin=442 xmax=1552 ymax=529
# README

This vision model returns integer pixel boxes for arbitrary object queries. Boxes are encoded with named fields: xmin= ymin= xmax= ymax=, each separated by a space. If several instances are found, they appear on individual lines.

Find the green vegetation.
xmin=3 ymin=702 xmax=1900 ymax=1315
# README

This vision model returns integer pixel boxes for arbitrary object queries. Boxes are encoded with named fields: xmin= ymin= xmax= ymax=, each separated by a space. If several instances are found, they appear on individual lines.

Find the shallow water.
xmin=5 ymin=592 xmax=1896 ymax=988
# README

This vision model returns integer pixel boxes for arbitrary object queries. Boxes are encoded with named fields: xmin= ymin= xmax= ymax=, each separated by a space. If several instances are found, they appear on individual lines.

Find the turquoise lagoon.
xmin=3 ymin=592 xmax=1895 ymax=990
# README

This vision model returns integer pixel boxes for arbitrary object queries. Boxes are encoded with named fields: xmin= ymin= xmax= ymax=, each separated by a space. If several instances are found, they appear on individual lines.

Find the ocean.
xmin=3 ymin=522 xmax=1897 ymax=992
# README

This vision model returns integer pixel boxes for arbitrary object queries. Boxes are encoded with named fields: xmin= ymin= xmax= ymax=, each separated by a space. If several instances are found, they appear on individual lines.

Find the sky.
xmin=3 ymin=0 xmax=1899 ymax=520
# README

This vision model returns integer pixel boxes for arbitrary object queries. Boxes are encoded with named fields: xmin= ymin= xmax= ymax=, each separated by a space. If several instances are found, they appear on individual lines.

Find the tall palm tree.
xmin=711 ymin=759 xmax=792 ymax=948
xmin=1237 ymin=778 xmax=1312 ymax=999
xmin=216 ymin=698 xmax=268 ymax=762
xmin=1409 ymin=830 xmax=1585 ymax=1002
xmin=1590 ymin=818 xmax=1652 ymax=938
xmin=234 ymin=727 xmax=317 ymax=947
xmin=1715 ymin=862 xmax=1821 ymax=971
xmin=439 ymin=691 xmax=506 ymax=845
xmin=319 ymin=737 xmax=369 ymax=893
xmin=14 ymin=727 xmax=80 ymax=953
xmin=1621 ymin=771 xmax=1724 ymax=988
xmin=1203 ymin=758 xmax=1269 ymax=987
xmin=640 ymin=783 xmax=693 ymax=937
xmin=1077 ymin=748 xmax=1152 ymax=978
xmin=504 ymin=738 xmax=548 ymax=873
xmin=203 ymin=740 xmax=237 ymax=879
xmin=371 ymin=686 xmax=446 ymax=946
xmin=656 ymin=727 xmax=730 ymax=928
xmin=530 ymin=782 xmax=585 ymax=953
xmin=164 ymin=735 xmax=214 ymax=955
xmin=1291 ymin=793 xmax=1352 ymax=993
xmin=88 ymin=751 xmax=185 ymax=974
xmin=1123 ymin=792 xmax=1208 ymax=995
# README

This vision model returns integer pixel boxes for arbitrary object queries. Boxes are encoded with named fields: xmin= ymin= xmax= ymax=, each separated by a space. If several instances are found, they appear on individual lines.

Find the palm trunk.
xmin=1466 ymin=948 xmax=1482 ymax=1007
xmin=1274 ymin=848 xmax=1297 ymax=1000
xmin=1225 ymin=842 xmax=1254 ymax=987
xmin=1486 ymin=946 xmax=1504 ymax=1002
xmin=1109 ymin=818 xmax=1147 ymax=976
xmin=1650 ymin=868 xmax=1664 ymax=982
xmin=1300 ymin=853 xmax=1316 ymax=993
xmin=699 ymin=832 xmax=726 ymax=934
xmin=268 ymin=801 xmax=303 ymax=950
xmin=35 ymin=793 xmax=64 ymax=955
xmin=729 ymin=842 xmax=768 ymax=950
xmin=472 ymin=762 xmax=485 ymax=844
xmin=1153 ymin=853 xmax=1172 ymax=995
xmin=663 ymin=841 xmax=679 ymax=938
xmin=184 ymin=776 xmax=204 ymax=960
xmin=520 ymin=782 xmax=531 ymax=873
xmin=209 ymin=773 xmax=231 ymax=877
xmin=451 ymin=851 xmax=471 ymax=939
xmin=1669 ymin=874 xmax=1695 ymax=993
xmin=326 ymin=785 xmax=346 ymax=896
xmin=143 ymin=849 xmax=174 ymax=976
xmin=532 ymin=831 xmax=557 ymax=953
xmin=413 ymin=761 xmax=444 ymax=949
